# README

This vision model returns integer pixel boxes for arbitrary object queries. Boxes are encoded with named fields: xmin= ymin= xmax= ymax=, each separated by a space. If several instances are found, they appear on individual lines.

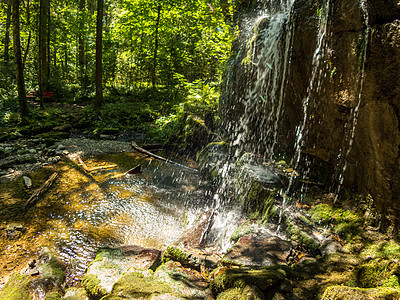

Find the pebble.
xmin=23 ymin=176 xmax=32 ymax=188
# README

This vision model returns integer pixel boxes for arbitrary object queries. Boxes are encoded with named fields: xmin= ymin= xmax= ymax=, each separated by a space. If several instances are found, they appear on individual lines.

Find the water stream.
xmin=0 ymin=151 xmax=213 ymax=285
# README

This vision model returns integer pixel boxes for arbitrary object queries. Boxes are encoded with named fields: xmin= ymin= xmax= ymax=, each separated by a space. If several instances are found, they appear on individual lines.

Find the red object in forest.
xmin=208 ymin=3 xmax=214 ymax=12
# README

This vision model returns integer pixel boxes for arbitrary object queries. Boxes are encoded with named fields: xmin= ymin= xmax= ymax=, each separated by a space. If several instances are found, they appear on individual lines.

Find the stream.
xmin=0 ymin=150 xmax=214 ymax=286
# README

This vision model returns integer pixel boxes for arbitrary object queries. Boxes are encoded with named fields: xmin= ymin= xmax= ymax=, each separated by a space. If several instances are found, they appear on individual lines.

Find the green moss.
xmin=285 ymin=218 xmax=320 ymax=252
xmin=81 ymin=274 xmax=107 ymax=298
xmin=45 ymin=292 xmax=62 ymax=300
xmin=37 ymin=250 xmax=66 ymax=284
xmin=230 ymin=221 xmax=254 ymax=243
xmin=162 ymin=246 xmax=189 ymax=264
xmin=309 ymin=204 xmax=362 ymax=240
xmin=63 ymin=288 xmax=88 ymax=300
xmin=0 ymin=273 xmax=31 ymax=300
xmin=101 ymin=272 xmax=175 ymax=300
xmin=216 ymin=288 xmax=244 ymax=300
xmin=210 ymin=266 xmax=287 ymax=296
xmin=351 ymin=260 xmax=400 ymax=289
xmin=245 ymin=182 xmax=277 ymax=222
xmin=321 ymin=285 xmax=400 ymax=300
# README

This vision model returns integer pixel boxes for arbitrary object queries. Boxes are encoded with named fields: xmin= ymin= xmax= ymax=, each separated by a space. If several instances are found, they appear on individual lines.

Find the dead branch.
xmin=131 ymin=141 xmax=198 ymax=172
xmin=24 ymin=172 xmax=59 ymax=210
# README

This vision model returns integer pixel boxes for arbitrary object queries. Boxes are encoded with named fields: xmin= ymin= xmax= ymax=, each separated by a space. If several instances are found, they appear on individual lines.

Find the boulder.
xmin=82 ymin=246 xmax=161 ymax=298
xmin=223 ymin=234 xmax=291 ymax=267
xmin=321 ymin=285 xmax=400 ymax=300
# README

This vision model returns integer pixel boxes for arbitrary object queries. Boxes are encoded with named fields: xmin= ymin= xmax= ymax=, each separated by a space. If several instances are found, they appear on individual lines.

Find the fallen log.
xmin=24 ymin=172 xmax=59 ymax=210
xmin=131 ymin=141 xmax=198 ymax=172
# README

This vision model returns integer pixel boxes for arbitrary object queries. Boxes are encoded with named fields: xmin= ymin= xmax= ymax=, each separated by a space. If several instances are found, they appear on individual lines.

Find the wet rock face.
xmin=221 ymin=0 xmax=400 ymax=225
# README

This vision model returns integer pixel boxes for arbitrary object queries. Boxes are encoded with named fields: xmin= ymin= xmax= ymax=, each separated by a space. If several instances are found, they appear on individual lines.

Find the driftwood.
xmin=131 ymin=141 xmax=198 ymax=172
xmin=109 ymin=165 xmax=142 ymax=180
xmin=75 ymin=155 xmax=116 ymax=172
xmin=24 ymin=172 xmax=59 ymax=210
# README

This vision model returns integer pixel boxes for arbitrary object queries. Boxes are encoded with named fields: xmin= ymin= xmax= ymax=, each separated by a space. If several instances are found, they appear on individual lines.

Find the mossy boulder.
xmin=82 ymin=246 xmax=161 ymax=298
xmin=162 ymin=244 xmax=218 ymax=270
xmin=154 ymin=261 xmax=209 ymax=298
xmin=97 ymin=272 xmax=173 ymax=300
xmin=308 ymin=203 xmax=362 ymax=240
xmin=285 ymin=218 xmax=320 ymax=253
xmin=210 ymin=266 xmax=288 ymax=296
xmin=62 ymin=287 xmax=89 ymax=300
xmin=0 ymin=273 xmax=31 ymax=300
xmin=196 ymin=141 xmax=229 ymax=179
xmin=29 ymin=248 xmax=66 ymax=298
xmin=321 ymin=285 xmax=400 ymax=299
xmin=216 ymin=284 xmax=264 ymax=300
xmin=223 ymin=234 xmax=291 ymax=268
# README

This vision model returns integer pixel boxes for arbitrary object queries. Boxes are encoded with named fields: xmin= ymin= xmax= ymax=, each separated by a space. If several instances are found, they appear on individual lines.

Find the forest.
xmin=0 ymin=0 xmax=233 ymax=145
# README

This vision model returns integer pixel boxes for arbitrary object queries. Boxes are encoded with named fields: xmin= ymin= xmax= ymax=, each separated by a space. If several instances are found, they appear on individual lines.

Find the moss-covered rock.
xmin=62 ymin=287 xmax=89 ymax=300
xmin=196 ymin=141 xmax=229 ymax=179
xmin=308 ymin=204 xmax=362 ymax=240
xmin=285 ymin=218 xmax=320 ymax=252
xmin=216 ymin=284 xmax=264 ymax=300
xmin=210 ymin=266 xmax=288 ymax=296
xmin=0 ymin=273 xmax=31 ymax=300
xmin=45 ymin=292 xmax=62 ymax=300
xmin=321 ymin=285 xmax=400 ymax=299
xmin=100 ymin=271 xmax=175 ymax=300
xmin=29 ymin=248 xmax=66 ymax=298
xmin=82 ymin=246 xmax=161 ymax=298
xmin=81 ymin=274 xmax=108 ymax=298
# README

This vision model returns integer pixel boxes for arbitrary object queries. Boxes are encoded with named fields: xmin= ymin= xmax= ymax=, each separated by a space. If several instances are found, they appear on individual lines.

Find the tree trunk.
xmin=4 ymin=0 xmax=12 ymax=66
xmin=12 ymin=0 xmax=29 ymax=120
xmin=78 ymin=0 xmax=86 ymax=91
xmin=151 ymin=3 xmax=161 ymax=89
xmin=95 ymin=0 xmax=104 ymax=107
xmin=47 ymin=2 xmax=51 ymax=78
xmin=39 ymin=0 xmax=49 ymax=108
xmin=23 ymin=0 xmax=31 ymax=66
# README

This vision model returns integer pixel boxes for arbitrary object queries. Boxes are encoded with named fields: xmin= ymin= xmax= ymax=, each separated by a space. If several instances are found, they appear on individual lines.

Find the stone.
xmin=223 ymin=234 xmax=291 ymax=267
xmin=176 ymin=211 xmax=214 ymax=248
xmin=23 ymin=176 xmax=32 ymax=188
xmin=210 ymin=265 xmax=288 ymax=296
xmin=62 ymin=287 xmax=89 ymax=300
xmin=53 ymin=125 xmax=72 ymax=132
xmin=0 ymin=273 xmax=31 ymax=300
xmin=82 ymin=246 xmax=161 ymax=298
xmin=29 ymin=248 xmax=66 ymax=298
xmin=321 ymin=285 xmax=400 ymax=299
xmin=154 ymin=261 xmax=209 ymax=298
xmin=162 ymin=245 xmax=219 ymax=270
xmin=56 ymin=144 xmax=66 ymax=151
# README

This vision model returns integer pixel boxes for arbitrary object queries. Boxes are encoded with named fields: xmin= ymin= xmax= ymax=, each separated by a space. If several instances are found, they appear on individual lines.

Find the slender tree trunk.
xmin=39 ymin=0 xmax=49 ymax=108
xmin=23 ymin=0 xmax=31 ymax=66
xmin=78 ymin=0 xmax=86 ymax=90
xmin=47 ymin=2 xmax=51 ymax=78
xmin=4 ymin=0 xmax=12 ymax=66
xmin=12 ymin=0 xmax=29 ymax=120
xmin=151 ymin=3 xmax=161 ymax=89
xmin=95 ymin=0 xmax=104 ymax=107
